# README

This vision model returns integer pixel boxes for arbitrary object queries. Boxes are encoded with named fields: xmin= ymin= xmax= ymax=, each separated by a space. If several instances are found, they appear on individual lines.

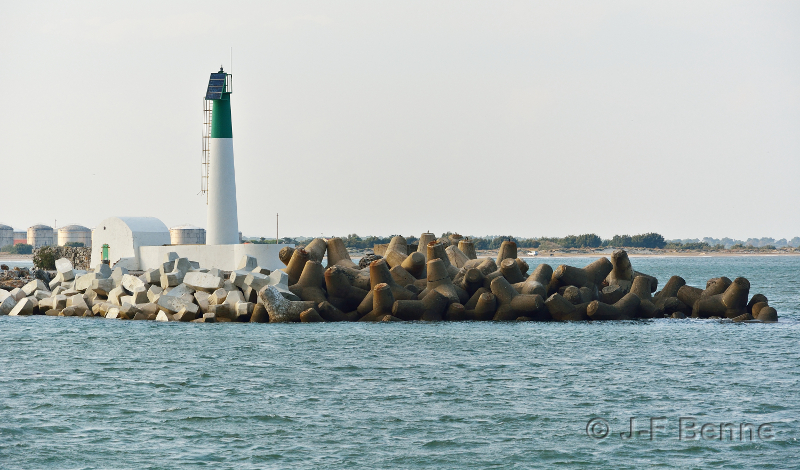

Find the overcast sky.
xmin=2 ymin=1 xmax=798 ymax=240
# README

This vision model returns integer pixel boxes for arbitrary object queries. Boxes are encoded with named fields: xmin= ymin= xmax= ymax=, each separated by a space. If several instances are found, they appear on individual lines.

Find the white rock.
xmin=0 ymin=296 xmax=16 ymax=315
xmin=75 ymin=272 xmax=102 ymax=291
xmin=10 ymin=288 xmax=26 ymax=301
xmin=55 ymin=258 xmax=75 ymax=281
xmin=208 ymin=288 xmax=227 ymax=305
xmin=9 ymin=298 xmax=35 ymax=316
xmin=147 ymin=285 xmax=163 ymax=303
xmin=155 ymin=311 xmax=174 ymax=322
xmin=183 ymin=272 xmax=224 ymax=293
xmin=33 ymin=290 xmax=50 ymax=301
xmin=111 ymin=266 xmax=128 ymax=280
xmin=160 ymin=272 xmax=181 ymax=288
xmin=38 ymin=297 xmax=53 ymax=311
xmin=156 ymin=295 xmax=199 ymax=314
xmin=244 ymin=272 xmax=270 ymax=291
xmin=229 ymin=270 xmax=250 ymax=289
xmin=142 ymin=269 xmax=160 ymax=284
xmin=53 ymin=294 xmax=68 ymax=309
xmin=108 ymin=286 xmax=126 ymax=306
xmin=92 ymin=278 xmax=114 ymax=296
xmin=174 ymin=258 xmax=192 ymax=275
xmin=237 ymin=255 xmax=258 ymax=271
xmin=159 ymin=260 xmax=176 ymax=276
xmin=95 ymin=264 xmax=112 ymax=278
xmin=48 ymin=273 xmax=62 ymax=291
xmin=68 ymin=295 xmax=89 ymax=315
xmin=164 ymin=283 xmax=195 ymax=298
xmin=225 ymin=290 xmax=244 ymax=305
xmin=121 ymin=274 xmax=145 ymax=293
xmin=131 ymin=286 xmax=148 ymax=304
xmin=22 ymin=279 xmax=48 ymax=296
xmin=235 ymin=301 xmax=254 ymax=319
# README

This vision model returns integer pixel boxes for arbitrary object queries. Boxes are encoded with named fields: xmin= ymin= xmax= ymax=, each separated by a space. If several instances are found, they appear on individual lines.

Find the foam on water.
xmin=0 ymin=256 xmax=798 ymax=468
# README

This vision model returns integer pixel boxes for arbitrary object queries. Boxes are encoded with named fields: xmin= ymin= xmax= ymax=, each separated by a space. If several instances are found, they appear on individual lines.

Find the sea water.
xmin=0 ymin=256 xmax=798 ymax=469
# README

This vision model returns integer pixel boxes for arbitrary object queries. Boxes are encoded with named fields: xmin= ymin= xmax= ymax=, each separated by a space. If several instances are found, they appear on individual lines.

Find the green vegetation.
xmin=665 ymin=241 xmax=712 ymax=250
xmin=606 ymin=233 xmax=666 ymax=249
xmin=244 ymin=231 xmax=799 ymax=252
xmin=32 ymin=246 xmax=56 ymax=270
xmin=341 ymin=234 xmax=420 ymax=249
xmin=1 ymin=243 xmax=33 ymax=255
xmin=469 ymin=236 xmax=535 ymax=250
xmin=538 ymin=234 xmax=602 ymax=248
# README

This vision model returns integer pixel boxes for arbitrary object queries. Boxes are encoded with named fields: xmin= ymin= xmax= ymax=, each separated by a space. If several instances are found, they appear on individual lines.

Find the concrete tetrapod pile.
xmin=0 ymin=238 xmax=780 ymax=323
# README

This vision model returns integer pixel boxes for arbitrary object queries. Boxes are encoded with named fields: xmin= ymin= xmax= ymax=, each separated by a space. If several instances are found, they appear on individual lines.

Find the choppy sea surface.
xmin=1 ymin=256 xmax=798 ymax=469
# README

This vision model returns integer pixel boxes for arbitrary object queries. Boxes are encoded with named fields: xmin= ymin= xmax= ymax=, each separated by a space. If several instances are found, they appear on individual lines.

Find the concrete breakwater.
xmin=0 ymin=234 xmax=779 ymax=323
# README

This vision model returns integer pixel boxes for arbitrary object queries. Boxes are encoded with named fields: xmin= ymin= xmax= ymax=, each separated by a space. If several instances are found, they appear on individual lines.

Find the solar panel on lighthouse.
xmin=205 ymin=73 xmax=226 ymax=100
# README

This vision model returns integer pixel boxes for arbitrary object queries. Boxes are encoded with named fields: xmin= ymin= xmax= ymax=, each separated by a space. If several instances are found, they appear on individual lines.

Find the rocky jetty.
xmin=0 ymin=236 xmax=780 ymax=323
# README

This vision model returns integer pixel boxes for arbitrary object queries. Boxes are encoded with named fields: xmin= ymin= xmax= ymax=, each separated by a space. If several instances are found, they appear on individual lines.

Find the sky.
xmin=1 ymin=1 xmax=798 ymax=240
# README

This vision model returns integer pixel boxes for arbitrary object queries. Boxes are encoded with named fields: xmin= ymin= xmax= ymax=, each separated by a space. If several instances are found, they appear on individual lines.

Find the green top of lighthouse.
xmin=206 ymin=66 xmax=232 ymax=138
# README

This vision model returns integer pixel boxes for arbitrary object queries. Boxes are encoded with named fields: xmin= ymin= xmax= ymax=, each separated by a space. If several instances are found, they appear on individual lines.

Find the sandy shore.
xmin=0 ymin=253 xmax=33 ymax=262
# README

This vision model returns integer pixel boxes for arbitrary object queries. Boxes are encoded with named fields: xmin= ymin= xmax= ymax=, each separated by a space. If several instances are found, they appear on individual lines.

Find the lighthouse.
xmin=203 ymin=67 xmax=239 ymax=245
xmin=88 ymin=65 xmax=291 ymax=271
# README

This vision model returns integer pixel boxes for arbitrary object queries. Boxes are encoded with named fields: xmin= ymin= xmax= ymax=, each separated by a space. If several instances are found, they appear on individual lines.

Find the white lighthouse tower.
xmin=88 ymin=65 xmax=292 ymax=272
xmin=203 ymin=67 xmax=239 ymax=245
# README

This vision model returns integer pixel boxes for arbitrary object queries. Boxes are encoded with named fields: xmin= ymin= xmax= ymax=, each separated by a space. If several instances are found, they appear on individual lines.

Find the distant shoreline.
xmin=477 ymin=249 xmax=800 ymax=259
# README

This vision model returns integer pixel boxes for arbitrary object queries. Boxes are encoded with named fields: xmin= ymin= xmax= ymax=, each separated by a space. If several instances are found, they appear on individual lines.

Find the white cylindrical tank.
xmin=170 ymin=225 xmax=206 ymax=245
xmin=58 ymin=224 xmax=92 ymax=247
xmin=0 ymin=224 xmax=13 ymax=248
xmin=27 ymin=224 xmax=54 ymax=248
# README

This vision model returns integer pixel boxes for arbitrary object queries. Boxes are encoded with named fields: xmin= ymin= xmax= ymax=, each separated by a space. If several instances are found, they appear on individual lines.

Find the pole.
xmin=276 ymin=213 xmax=279 ymax=244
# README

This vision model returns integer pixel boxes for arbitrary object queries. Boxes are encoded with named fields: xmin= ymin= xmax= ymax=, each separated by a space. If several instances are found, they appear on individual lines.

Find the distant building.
xmin=170 ymin=225 xmax=206 ymax=245
xmin=27 ymin=224 xmax=54 ymax=248
xmin=12 ymin=231 xmax=26 ymax=245
xmin=0 ymin=224 xmax=13 ymax=248
xmin=58 ymin=224 xmax=92 ymax=247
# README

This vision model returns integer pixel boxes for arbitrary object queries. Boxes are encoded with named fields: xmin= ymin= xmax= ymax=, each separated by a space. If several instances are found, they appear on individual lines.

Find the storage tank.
xmin=58 ymin=224 xmax=92 ymax=247
xmin=170 ymin=224 xmax=206 ymax=245
xmin=27 ymin=224 xmax=54 ymax=248
xmin=0 ymin=224 xmax=13 ymax=248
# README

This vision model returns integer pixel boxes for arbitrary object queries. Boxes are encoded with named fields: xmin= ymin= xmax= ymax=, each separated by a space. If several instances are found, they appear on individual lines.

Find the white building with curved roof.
xmin=90 ymin=217 xmax=171 ymax=269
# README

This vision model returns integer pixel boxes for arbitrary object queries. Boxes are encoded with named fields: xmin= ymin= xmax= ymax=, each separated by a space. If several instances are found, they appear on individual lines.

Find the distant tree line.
xmin=605 ymin=233 xmax=666 ymax=249
xmin=539 ymin=234 xmax=602 ymax=248
xmin=243 ymin=232 xmax=800 ymax=251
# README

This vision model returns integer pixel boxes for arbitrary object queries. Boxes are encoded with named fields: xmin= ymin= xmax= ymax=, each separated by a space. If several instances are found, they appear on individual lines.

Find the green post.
xmin=102 ymin=244 xmax=110 ymax=265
